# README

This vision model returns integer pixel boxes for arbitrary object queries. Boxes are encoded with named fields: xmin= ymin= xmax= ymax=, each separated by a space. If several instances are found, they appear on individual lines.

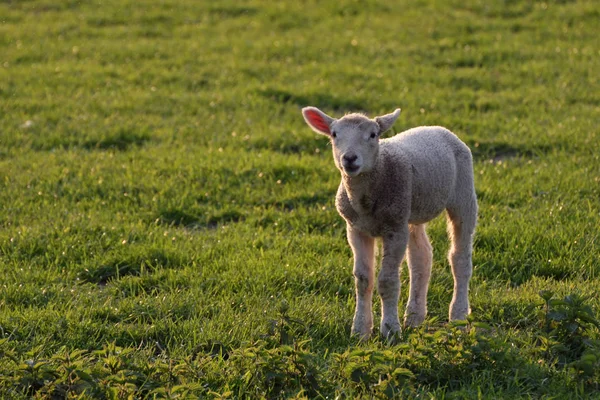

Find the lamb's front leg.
xmin=379 ymin=226 xmax=409 ymax=338
xmin=347 ymin=225 xmax=376 ymax=340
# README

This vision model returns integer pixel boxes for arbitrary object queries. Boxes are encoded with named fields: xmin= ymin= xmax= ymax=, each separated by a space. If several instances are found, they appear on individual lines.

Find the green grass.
xmin=1 ymin=0 xmax=600 ymax=397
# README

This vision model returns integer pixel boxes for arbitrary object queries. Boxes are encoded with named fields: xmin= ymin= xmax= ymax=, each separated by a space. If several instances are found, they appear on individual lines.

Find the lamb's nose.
xmin=343 ymin=154 xmax=358 ymax=164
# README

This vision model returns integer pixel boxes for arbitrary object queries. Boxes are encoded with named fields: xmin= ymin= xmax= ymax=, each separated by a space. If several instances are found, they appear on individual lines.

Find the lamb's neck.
xmin=344 ymin=154 xmax=385 ymax=191
xmin=341 ymin=169 xmax=380 ymax=206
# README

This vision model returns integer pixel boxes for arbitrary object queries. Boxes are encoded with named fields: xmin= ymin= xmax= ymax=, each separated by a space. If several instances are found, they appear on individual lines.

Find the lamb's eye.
xmin=331 ymin=132 xmax=337 ymax=138
xmin=370 ymin=132 xmax=377 ymax=139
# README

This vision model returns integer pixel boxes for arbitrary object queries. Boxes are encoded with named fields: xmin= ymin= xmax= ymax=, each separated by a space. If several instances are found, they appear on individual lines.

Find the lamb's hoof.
xmin=380 ymin=321 xmax=401 ymax=343
xmin=403 ymin=313 xmax=426 ymax=328
xmin=351 ymin=314 xmax=373 ymax=341
xmin=449 ymin=303 xmax=471 ymax=322
xmin=449 ymin=305 xmax=471 ymax=332
xmin=351 ymin=320 xmax=373 ymax=341
xmin=351 ymin=328 xmax=372 ymax=342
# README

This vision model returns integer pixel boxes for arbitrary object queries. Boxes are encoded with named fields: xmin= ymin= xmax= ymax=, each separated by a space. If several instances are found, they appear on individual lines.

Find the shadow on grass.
xmin=208 ymin=5 xmax=258 ymax=18
xmin=156 ymin=207 xmax=244 ymax=230
xmin=466 ymin=139 xmax=552 ymax=161
xmin=29 ymin=128 xmax=152 ymax=152
xmin=247 ymin=135 xmax=324 ymax=155
xmin=79 ymin=248 xmax=188 ymax=285
xmin=257 ymin=87 xmax=368 ymax=112
xmin=475 ymin=232 xmax=575 ymax=286
xmin=82 ymin=129 xmax=151 ymax=151
xmin=273 ymin=192 xmax=333 ymax=212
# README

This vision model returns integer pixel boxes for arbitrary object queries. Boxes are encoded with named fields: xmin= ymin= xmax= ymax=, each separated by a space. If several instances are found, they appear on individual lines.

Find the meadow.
xmin=0 ymin=0 xmax=599 ymax=397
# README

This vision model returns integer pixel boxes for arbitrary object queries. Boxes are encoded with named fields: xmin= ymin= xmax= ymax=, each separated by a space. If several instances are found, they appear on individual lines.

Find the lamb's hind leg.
xmin=404 ymin=224 xmax=433 ymax=327
xmin=347 ymin=224 xmax=376 ymax=340
xmin=447 ymin=196 xmax=477 ymax=321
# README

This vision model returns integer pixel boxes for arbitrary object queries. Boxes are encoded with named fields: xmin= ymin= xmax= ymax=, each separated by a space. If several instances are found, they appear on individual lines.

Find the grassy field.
xmin=1 ymin=0 xmax=599 ymax=397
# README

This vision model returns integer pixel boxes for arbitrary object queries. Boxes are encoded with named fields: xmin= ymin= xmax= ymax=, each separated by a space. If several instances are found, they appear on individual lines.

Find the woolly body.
xmin=336 ymin=126 xmax=473 ymax=235
xmin=301 ymin=107 xmax=477 ymax=340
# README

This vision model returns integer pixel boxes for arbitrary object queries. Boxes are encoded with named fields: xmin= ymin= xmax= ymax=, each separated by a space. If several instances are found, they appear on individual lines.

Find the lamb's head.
xmin=302 ymin=107 xmax=401 ymax=177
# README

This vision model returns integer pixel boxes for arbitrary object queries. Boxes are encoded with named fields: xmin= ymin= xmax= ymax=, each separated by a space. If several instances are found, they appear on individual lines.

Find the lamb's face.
xmin=330 ymin=116 xmax=380 ymax=177
xmin=301 ymin=106 xmax=401 ymax=177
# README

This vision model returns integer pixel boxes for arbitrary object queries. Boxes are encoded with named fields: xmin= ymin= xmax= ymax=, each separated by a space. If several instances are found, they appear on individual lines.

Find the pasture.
xmin=1 ymin=0 xmax=599 ymax=397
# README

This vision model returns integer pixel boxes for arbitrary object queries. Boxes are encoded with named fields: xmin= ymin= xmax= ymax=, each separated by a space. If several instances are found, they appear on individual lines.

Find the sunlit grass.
xmin=1 ymin=0 xmax=599 ymax=397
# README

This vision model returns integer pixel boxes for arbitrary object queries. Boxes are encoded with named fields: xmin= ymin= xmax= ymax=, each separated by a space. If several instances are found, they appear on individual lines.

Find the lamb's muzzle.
xmin=302 ymin=106 xmax=478 ymax=340
xmin=341 ymin=152 xmax=360 ymax=174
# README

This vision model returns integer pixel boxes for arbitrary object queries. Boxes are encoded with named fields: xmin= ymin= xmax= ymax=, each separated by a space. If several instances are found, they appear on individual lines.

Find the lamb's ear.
xmin=375 ymin=108 xmax=401 ymax=133
xmin=302 ymin=107 xmax=336 ymax=136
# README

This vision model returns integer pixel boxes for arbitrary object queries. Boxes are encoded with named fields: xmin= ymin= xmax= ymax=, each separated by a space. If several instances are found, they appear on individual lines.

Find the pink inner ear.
xmin=305 ymin=110 xmax=330 ymax=134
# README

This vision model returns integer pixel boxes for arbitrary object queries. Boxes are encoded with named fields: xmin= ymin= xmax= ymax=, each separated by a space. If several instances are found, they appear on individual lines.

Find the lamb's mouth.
xmin=343 ymin=165 xmax=361 ymax=175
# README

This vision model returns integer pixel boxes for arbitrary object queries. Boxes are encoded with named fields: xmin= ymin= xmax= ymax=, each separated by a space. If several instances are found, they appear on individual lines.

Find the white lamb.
xmin=301 ymin=106 xmax=478 ymax=339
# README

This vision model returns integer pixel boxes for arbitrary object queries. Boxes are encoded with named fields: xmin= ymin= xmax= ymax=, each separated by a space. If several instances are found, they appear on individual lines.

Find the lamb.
xmin=301 ymin=106 xmax=478 ymax=340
